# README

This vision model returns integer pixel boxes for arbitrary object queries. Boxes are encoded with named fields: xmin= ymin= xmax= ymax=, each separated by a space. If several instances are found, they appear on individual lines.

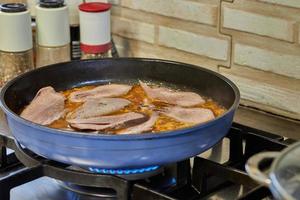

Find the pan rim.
xmin=0 ymin=57 xmax=240 ymax=141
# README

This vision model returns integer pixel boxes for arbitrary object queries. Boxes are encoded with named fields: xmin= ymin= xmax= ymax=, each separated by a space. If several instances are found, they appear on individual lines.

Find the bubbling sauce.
xmin=49 ymin=84 xmax=226 ymax=134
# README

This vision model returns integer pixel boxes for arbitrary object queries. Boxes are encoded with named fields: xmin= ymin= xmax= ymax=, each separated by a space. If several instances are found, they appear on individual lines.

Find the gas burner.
xmin=59 ymin=181 xmax=117 ymax=199
xmin=88 ymin=166 xmax=160 ymax=175
xmin=65 ymin=165 xmax=163 ymax=181
xmin=87 ymin=166 xmax=162 ymax=180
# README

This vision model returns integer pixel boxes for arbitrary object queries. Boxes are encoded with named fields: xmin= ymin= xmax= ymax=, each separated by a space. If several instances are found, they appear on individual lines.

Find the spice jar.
xmin=65 ymin=0 xmax=81 ymax=60
xmin=0 ymin=3 xmax=34 ymax=87
xmin=79 ymin=2 xmax=112 ymax=59
xmin=27 ymin=0 xmax=37 ymax=17
xmin=35 ymin=0 xmax=70 ymax=67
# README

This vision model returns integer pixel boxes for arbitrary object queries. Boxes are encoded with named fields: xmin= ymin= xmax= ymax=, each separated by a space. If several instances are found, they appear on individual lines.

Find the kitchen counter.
xmin=234 ymin=106 xmax=300 ymax=139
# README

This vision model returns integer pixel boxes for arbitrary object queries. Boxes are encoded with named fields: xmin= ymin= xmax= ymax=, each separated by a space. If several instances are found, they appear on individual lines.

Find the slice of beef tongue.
xmin=118 ymin=112 xmax=159 ymax=134
xmin=161 ymin=106 xmax=215 ymax=124
xmin=139 ymin=81 xmax=205 ymax=107
xmin=69 ymin=84 xmax=132 ymax=102
xmin=68 ymin=112 xmax=146 ymax=131
xmin=67 ymin=97 xmax=131 ymax=119
xmin=20 ymin=86 xmax=65 ymax=125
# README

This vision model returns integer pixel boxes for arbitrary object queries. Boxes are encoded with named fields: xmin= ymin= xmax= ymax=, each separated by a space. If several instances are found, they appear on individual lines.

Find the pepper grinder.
xmin=35 ymin=0 xmax=70 ymax=68
xmin=79 ymin=2 xmax=112 ymax=59
xmin=0 ymin=3 xmax=34 ymax=87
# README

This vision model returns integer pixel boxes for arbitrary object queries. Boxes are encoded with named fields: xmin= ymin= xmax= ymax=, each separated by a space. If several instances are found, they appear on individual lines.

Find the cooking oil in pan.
xmin=49 ymin=81 xmax=226 ymax=134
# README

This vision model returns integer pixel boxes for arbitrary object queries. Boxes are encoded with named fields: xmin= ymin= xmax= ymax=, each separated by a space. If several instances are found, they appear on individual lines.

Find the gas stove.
xmin=1 ymin=37 xmax=299 ymax=199
xmin=0 ymin=114 xmax=297 ymax=200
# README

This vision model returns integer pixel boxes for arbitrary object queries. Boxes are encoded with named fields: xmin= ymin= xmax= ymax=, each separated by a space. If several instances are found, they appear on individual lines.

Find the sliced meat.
xmin=69 ymin=84 xmax=132 ymax=102
xmin=161 ymin=107 xmax=215 ymax=124
xmin=118 ymin=112 xmax=159 ymax=134
xmin=20 ymin=86 xmax=65 ymax=125
xmin=139 ymin=81 xmax=205 ymax=107
xmin=68 ymin=112 xmax=146 ymax=131
xmin=67 ymin=97 xmax=131 ymax=119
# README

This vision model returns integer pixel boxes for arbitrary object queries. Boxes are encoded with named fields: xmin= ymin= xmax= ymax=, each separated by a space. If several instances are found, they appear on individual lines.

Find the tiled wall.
xmin=1 ymin=0 xmax=299 ymax=120
xmin=110 ymin=0 xmax=300 ymax=120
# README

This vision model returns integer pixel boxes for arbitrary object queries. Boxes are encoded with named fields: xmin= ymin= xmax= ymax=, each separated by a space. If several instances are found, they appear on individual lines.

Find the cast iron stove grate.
xmin=0 ymin=123 xmax=296 ymax=200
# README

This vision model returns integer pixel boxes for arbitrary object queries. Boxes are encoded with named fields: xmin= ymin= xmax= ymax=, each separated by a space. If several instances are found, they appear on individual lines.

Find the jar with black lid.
xmin=35 ymin=0 xmax=71 ymax=67
xmin=0 ymin=3 xmax=34 ymax=87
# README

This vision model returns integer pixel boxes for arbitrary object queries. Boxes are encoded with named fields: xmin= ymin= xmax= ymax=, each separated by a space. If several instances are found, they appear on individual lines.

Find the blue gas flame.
xmin=88 ymin=166 xmax=160 ymax=175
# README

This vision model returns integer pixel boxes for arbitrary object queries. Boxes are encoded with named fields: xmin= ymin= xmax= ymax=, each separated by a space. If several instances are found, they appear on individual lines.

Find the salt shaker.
xmin=35 ymin=0 xmax=70 ymax=67
xmin=0 ymin=3 xmax=34 ymax=87
xmin=79 ymin=2 xmax=112 ymax=59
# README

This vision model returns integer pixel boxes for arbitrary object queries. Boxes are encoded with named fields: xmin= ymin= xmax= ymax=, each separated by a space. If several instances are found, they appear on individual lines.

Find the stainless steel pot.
xmin=246 ymin=142 xmax=300 ymax=200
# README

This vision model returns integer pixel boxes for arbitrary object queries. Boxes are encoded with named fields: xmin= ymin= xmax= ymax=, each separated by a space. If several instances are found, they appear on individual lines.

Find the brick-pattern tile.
xmin=110 ymin=0 xmax=300 ymax=119
xmin=120 ymin=0 xmax=219 ymax=26
xmin=255 ymin=0 xmax=300 ymax=9
xmin=0 ymin=0 xmax=27 ymax=2
xmin=220 ymin=66 xmax=300 ymax=119
xmin=109 ymin=0 xmax=119 ymax=4
xmin=224 ymin=73 xmax=295 ymax=112
xmin=298 ymin=25 xmax=300 ymax=44
xmin=234 ymin=42 xmax=300 ymax=79
xmin=86 ymin=0 xmax=119 ymax=4
xmin=223 ymin=73 xmax=300 ymax=119
xmin=222 ymin=6 xmax=295 ymax=41
xmin=111 ymin=5 xmax=224 ymax=40
xmin=158 ymin=26 xmax=229 ymax=61
xmin=111 ymin=17 xmax=155 ymax=43
xmin=113 ymin=35 xmax=220 ymax=71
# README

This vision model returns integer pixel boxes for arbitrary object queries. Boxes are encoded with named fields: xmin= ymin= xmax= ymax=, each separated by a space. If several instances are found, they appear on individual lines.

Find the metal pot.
xmin=246 ymin=142 xmax=300 ymax=200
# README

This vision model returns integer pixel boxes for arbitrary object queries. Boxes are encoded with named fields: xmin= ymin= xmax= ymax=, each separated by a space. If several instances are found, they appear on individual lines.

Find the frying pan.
xmin=0 ymin=58 xmax=239 ymax=170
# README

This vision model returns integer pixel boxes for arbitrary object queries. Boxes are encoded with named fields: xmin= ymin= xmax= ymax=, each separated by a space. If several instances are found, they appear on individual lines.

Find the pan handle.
xmin=245 ymin=152 xmax=280 ymax=186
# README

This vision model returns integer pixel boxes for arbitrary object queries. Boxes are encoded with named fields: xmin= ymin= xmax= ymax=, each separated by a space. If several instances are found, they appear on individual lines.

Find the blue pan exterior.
xmin=0 ymin=58 xmax=239 ymax=169
xmin=5 ymin=110 xmax=234 ymax=169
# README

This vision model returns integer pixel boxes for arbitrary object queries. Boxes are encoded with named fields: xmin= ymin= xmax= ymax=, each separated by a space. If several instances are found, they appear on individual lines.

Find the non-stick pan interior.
xmin=2 ymin=58 xmax=238 ymax=115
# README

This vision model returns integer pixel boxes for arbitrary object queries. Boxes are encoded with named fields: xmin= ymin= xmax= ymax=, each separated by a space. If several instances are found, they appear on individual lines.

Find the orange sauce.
xmin=49 ymin=84 xmax=226 ymax=133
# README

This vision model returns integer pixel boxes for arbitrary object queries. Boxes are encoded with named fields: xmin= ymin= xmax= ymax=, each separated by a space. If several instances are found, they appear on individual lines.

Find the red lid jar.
xmin=79 ymin=2 xmax=112 ymax=54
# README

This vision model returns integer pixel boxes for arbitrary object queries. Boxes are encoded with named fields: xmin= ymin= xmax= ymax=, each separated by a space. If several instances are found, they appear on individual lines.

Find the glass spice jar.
xmin=35 ymin=0 xmax=71 ymax=67
xmin=0 ymin=3 xmax=34 ymax=87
